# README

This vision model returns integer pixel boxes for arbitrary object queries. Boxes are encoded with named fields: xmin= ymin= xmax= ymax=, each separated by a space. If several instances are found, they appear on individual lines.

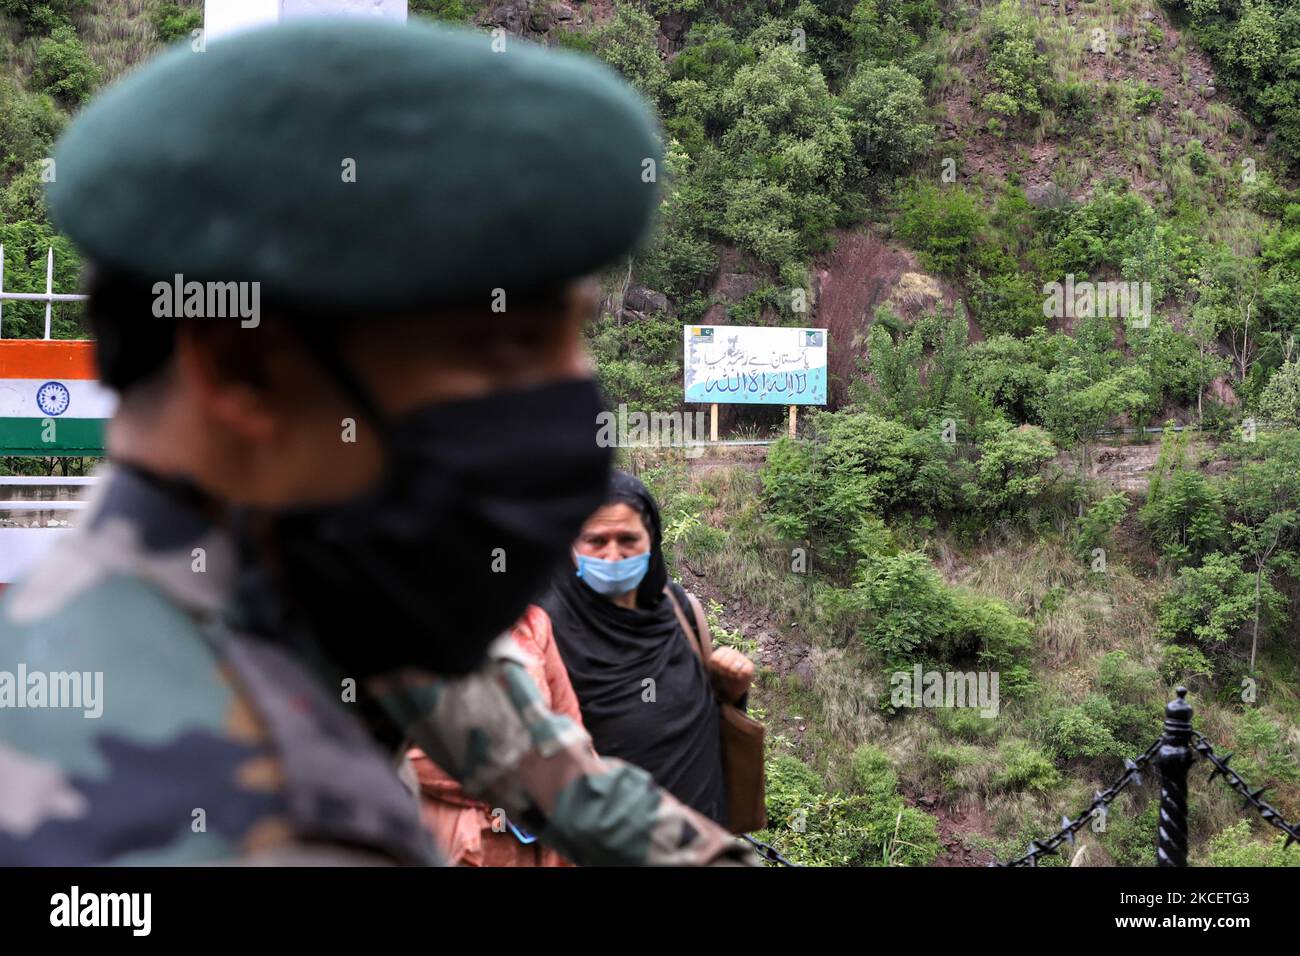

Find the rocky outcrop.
xmin=624 ymin=284 xmax=674 ymax=316
xmin=478 ymin=1 xmax=582 ymax=39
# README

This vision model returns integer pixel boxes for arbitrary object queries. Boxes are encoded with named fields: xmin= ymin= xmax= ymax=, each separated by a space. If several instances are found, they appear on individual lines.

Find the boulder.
xmin=1026 ymin=182 xmax=1071 ymax=209
xmin=714 ymin=271 xmax=762 ymax=301
xmin=624 ymin=285 xmax=673 ymax=315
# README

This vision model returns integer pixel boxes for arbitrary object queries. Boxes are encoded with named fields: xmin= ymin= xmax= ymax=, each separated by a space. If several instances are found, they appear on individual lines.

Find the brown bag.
xmin=664 ymin=584 xmax=767 ymax=834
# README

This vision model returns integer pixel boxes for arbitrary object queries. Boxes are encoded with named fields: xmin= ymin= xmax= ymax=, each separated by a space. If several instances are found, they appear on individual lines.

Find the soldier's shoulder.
xmin=1 ymin=559 xmax=221 ymax=689
xmin=0 ymin=567 xmax=284 ymax=865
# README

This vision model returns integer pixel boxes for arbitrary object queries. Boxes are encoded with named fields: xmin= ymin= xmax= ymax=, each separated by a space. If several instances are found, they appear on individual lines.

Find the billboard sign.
xmin=683 ymin=325 xmax=827 ymax=405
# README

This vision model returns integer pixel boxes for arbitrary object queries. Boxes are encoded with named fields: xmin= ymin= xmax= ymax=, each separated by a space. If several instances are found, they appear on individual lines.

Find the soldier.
xmin=0 ymin=19 xmax=757 ymax=866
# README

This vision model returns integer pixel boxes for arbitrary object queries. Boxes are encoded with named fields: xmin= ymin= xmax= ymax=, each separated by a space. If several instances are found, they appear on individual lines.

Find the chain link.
xmin=995 ymin=730 xmax=1300 ymax=866
xmin=743 ymin=833 xmax=801 ymax=867
xmin=1193 ymin=731 xmax=1300 ymax=850
xmin=994 ymin=739 xmax=1162 ymax=867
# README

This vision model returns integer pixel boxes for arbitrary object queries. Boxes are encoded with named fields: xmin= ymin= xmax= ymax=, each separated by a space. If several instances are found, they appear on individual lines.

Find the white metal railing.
xmin=0 ymin=476 xmax=99 ymax=486
xmin=0 ymin=500 xmax=88 ymax=510
xmin=0 ymin=245 xmax=89 ymax=340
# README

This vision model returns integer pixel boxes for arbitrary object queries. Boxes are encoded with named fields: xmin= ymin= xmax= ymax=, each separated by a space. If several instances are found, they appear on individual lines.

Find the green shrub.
xmin=967 ymin=267 xmax=1044 ymax=337
xmin=1258 ymin=359 xmax=1300 ymax=424
xmin=1170 ymin=0 xmax=1300 ymax=170
xmin=32 ymin=24 xmax=100 ymax=105
xmin=761 ymin=410 xmax=954 ymax=564
xmin=591 ymin=1 xmax=669 ymax=101
xmin=151 ymin=1 xmax=202 ymax=42
xmin=758 ymin=751 xmax=939 ymax=866
xmin=1075 ymin=492 xmax=1129 ymax=565
xmin=1140 ymin=432 xmax=1226 ymax=565
xmin=841 ymin=63 xmax=932 ymax=180
xmin=1160 ymin=644 xmax=1214 ymax=687
xmin=0 ymin=0 xmax=88 ymax=32
xmin=1097 ymin=650 xmax=1159 ymax=705
xmin=937 ymin=705 xmax=1001 ymax=742
xmin=978 ymin=0 xmax=1049 ymax=125
xmin=896 ymin=182 xmax=987 ymax=275
xmin=1236 ymin=707 xmax=1300 ymax=785
xmin=1157 ymin=551 xmax=1280 ymax=649
xmin=1206 ymin=820 xmax=1300 ymax=866
xmin=994 ymin=739 xmax=1060 ymax=793
xmin=966 ymin=334 xmax=1053 ymax=422
xmin=1118 ymin=80 xmax=1163 ymax=114
xmin=963 ymin=423 xmax=1057 ymax=519
xmin=851 ymin=745 xmax=941 ymax=866
xmin=1045 ymin=695 xmax=1125 ymax=762
xmin=0 ymin=78 xmax=61 ymax=180
xmin=1101 ymin=799 xmax=1160 ymax=866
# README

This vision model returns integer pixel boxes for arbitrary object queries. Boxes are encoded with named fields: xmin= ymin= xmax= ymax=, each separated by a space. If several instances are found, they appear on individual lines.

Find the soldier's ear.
xmin=174 ymin=322 xmax=278 ymax=443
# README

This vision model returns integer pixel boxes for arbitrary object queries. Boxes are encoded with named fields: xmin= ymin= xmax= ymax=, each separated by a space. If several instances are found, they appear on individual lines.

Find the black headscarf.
xmin=540 ymin=470 xmax=727 ymax=825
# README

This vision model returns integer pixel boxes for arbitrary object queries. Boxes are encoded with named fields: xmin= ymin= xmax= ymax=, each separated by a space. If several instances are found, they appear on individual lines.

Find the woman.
xmin=407 ymin=605 xmax=585 ymax=866
xmin=539 ymin=470 xmax=754 ymax=827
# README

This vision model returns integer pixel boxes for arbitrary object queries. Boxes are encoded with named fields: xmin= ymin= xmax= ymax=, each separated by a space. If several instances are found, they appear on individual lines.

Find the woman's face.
xmin=573 ymin=502 xmax=651 ymax=563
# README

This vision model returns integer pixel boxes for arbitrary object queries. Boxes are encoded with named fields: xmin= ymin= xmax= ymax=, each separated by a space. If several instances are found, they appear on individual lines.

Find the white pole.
xmin=44 ymin=247 xmax=54 ymax=340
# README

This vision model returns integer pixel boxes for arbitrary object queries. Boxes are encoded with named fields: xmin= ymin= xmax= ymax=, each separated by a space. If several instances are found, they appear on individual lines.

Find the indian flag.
xmin=0 ymin=340 xmax=115 ymax=455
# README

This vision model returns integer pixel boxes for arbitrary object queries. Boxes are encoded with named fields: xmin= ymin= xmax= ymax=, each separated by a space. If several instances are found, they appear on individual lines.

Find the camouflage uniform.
xmin=0 ymin=466 xmax=758 ymax=865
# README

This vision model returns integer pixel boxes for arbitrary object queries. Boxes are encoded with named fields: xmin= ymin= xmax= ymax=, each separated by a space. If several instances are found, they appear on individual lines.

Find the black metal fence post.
xmin=1155 ymin=687 xmax=1195 ymax=867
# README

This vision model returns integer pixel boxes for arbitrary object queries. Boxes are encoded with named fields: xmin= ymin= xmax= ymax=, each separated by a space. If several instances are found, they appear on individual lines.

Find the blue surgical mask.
xmin=575 ymin=549 xmax=651 ymax=597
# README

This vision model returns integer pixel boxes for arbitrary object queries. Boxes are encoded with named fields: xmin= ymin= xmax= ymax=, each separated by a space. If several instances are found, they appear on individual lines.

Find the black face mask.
xmin=244 ymin=375 xmax=612 ymax=679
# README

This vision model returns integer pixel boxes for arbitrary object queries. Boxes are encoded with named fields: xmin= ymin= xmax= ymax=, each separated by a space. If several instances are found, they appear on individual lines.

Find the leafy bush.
xmin=1235 ymin=707 xmax=1300 ymax=785
xmin=856 ymin=550 xmax=957 ymax=659
xmin=936 ymin=705 xmax=1001 ymax=742
xmin=895 ymin=182 xmax=987 ymax=275
xmin=1140 ymin=431 xmax=1227 ymax=566
xmin=841 ymin=63 xmax=932 ymax=181
xmin=1096 ymin=650 xmax=1159 ymax=705
xmin=1045 ymin=695 xmax=1125 ymax=762
xmin=993 ymin=739 xmax=1060 ymax=793
xmin=1157 ymin=551 xmax=1280 ymax=648
xmin=967 ymin=267 xmax=1044 ymax=337
xmin=1170 ymin=0 xmax=1300 ymax=170
xmin=1075 ymin=492 xmax=1129 ymax=565
xmin=1206 ymin=821 xmax=1300 ymax=866
xmin=32 ymin=25 xmax=100 ymax=105
xmin=978 ymin=0 xmax=1049 ymax=126
xmin=758 ymin=750 xmax=939 ymax=866
xmin=1160 ymin=644 xmax=1214 ymax=687
xmin=850 ymin=745 xmax=941 ymax=865
xmin=856 ymin=303 xmax=974 ymax=427
xmin=963 ymin=423 xmax=1056 ymax=518
xmin=0 ymin=0 xmax=88 ymax=32
xmin=1101 ymin=800 xmax=1160 ymax=866
xmin=1118 ymin=80 xmax=1164 ymax=114
xmin=1258 ymin=358 xmax=1300 ymax=424
xmin=0 ymin=77 xmax=61 ymax=181
xmin=848 ymin=0 xmax=941 ymax=68
xmin=151 ymin=1 xmax=202 ymax=42
xmin=761 ymin=410 xmax=956 ymax=564
xmin=852 ymin=550 xmax=1034 ymax=693
xmin=966 ymin=334 xmax=1052 ymax=422
xmin=588 ymin=311 xmax=683 ymax=414
xmin=592 ymin=1 xmax=669 ymax=102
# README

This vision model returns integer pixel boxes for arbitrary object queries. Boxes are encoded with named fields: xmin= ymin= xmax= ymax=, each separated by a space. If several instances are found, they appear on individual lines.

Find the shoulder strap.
xmin=663 ymin=582 xmax=704 ymax=660
xmin=684 ymin=590 xmax=711 ymax=659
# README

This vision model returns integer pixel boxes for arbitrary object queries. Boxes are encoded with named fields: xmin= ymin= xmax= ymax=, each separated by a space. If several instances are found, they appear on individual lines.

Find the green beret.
xmin=47 ymin=19 xmax=663 ymax=311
